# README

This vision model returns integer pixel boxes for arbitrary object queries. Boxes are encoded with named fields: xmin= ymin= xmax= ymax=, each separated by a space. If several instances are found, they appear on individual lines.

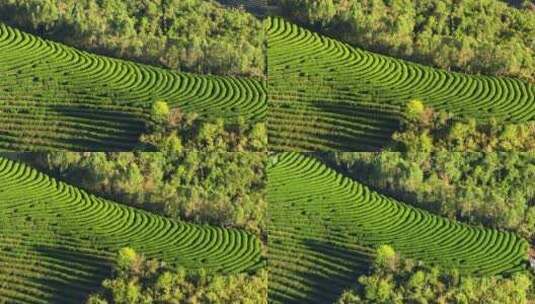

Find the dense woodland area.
xmin=8 ymin=150 xmax=533 ymax=303
xmin=143 ymin=102 xmax=267 ymax=152
xmin=312 ymin=100 xmax=535 ymax=239
xmin=0 ymin=1 xmax=267 ymax=152
xmin=274 ymin=0 xmax=535 ymax=82
xmin=336 ymin=245 xmax=533 ymax=303
xmin=392 ymin=100 xmax=535 ymax=152
xmin=87 ymin=248 xmax=267 ymax=304
xmin=0 ymin=0 xmax=265 ymax=77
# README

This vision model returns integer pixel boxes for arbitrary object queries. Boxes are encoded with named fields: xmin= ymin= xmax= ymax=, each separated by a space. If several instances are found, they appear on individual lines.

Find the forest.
xmin=87 ymin=247 xmax=267 ymax=304
xmin=266 ymin=12 xmax=535 ymax=152
xmin=337 ymin=245 xmax=532 ymax=303
xmin=2 ymin=150 xmax=531 ymax=303
xmin=303 ymin=152 xmax=534 ymax=302
xmin=392 ymin=100 xmax=535 ymax=152
xmin=142 ymin=104 xmax=267 ymax=152
xmin=268 ymin=152 xmax=534 ymax=304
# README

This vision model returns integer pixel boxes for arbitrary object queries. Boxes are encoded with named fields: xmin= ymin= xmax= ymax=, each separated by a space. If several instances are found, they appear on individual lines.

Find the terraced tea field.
xmin=0 ymin=23 xmax=266 ymax=151
xmin=0 ymin=157 xmax=263 ymax=303
xmin=267 ymin=17 xmax=535 ymax=151
xmin=268 ymin=153 xmax=529 ymax=303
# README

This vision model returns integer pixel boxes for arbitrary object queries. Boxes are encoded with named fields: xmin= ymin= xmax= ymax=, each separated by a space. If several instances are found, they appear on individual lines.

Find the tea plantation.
xmin=267 ymin=17 xmax=535 ymax=151
xmin=0 ymin=23 xmax=266 ymax=151
xmin=267 ymin=152 xmax=529 ymax=303
xmin=0 ymin=157 xmax=264 ymax=303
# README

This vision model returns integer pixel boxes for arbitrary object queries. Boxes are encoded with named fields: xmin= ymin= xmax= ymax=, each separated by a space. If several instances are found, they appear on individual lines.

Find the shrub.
xmin=151 ymin=100 xmax=170 ymax=122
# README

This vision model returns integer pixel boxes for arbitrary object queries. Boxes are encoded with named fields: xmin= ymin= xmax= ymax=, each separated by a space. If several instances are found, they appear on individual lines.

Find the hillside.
xmin=0 ymin=23 xmax=266 ymax=151
xmin=267 ymin=153 xmax=529 ymax=303
xmin=267 ymin=18 xmax=535 ymax=151
xmin=0 ymin=157 xmax=264 ymax=303
xmin=0 ymin=0 xmax=265 ymax=78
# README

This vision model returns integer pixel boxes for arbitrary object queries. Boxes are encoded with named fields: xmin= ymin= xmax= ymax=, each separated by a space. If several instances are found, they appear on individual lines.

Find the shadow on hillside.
xmin=48 ymin=104 xmax=150 ymax=151
xmin=270 ymin=238 xmax=372 ymax=304
xmin=30 ymin=245 xmax=112 ymax=303
xmin=310 ymin=100 xmax=402 ymax=151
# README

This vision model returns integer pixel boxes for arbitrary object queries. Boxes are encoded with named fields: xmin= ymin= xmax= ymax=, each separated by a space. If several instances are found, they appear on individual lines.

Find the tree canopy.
xmin=140 ymin=109 xmax=267 ymax=152
xmin=392 ymin=103 xmax=535 ymax=152
xmin=87 ymin=247 xmax=267 ymax=304
xmin=337 ymin=246 xmax=533 ymax=304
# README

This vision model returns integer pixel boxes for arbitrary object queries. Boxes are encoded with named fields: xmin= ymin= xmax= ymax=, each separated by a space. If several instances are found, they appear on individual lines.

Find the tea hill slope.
xmin=0 ymin=23 xmax=266 ymax=151
xmin=267 ymin=18 xmax=535 ymax=151
xmin=0 ymin=158 xmax=264 ymax=303
xmin=268 ymin=153 xmax=529 ymax=303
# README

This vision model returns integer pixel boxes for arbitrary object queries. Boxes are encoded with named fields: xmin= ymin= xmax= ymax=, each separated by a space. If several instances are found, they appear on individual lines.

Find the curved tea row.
xmin=0 ymin=158 xmax=263 ymax=303
xmin=0 ymin=23 xmax=266 ymax=151
xmin=267 ymin=153 xmax=529 ymax=303
xmin=267 ymin=17 xmax=535 ymax=151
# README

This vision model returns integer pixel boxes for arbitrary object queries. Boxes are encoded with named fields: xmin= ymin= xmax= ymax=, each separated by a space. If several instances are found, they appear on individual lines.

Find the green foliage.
xmin=141 ymin=110 xmax=267 ymax=152
xmin=391 ymin=106 xmax=535 ymax=152
xmin=24 ymin=152 xmax=267 ymax=236
xmin=275 ymin=0 xmax=535 ymax=82
xmin=88 ymin=248 xmax=268 ymax=304
xmin=249 ymin=123 xmax=268 ymax=151
xmin=116 ymin=247 xmax=140 ymax=272
xmin=150 ymin=100 xmax=170 ymax=122
xmin=0 ymin=0 xmax=265 ymax=77
xmin=337 ymin=246 xmax=533 ymax=304
xmin=375 ymin=245 xmax=398 ymax=272
xmin=268 ymin=153 xmax=528 ymax=304
xmin=405 ymin=99 xmax=426 ymax=121
xmin=325 ymin=152 xmax=535 ymax=240
xmin=0 ymin=157 xmax=264 ymax=303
